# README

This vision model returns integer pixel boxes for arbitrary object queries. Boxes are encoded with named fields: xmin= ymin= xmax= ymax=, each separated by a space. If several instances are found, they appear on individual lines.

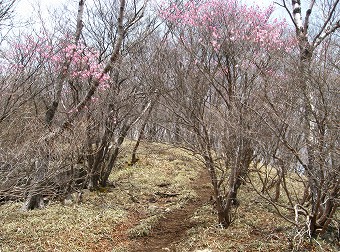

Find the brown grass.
xmin=0 ymin=141 xmax=338 ymax=252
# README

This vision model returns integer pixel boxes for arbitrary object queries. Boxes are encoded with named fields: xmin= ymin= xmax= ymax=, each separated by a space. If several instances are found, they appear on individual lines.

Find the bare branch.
xmin=247 ymin=174 xmax=297 ymax=226
xmin=303 ymin=0 xmax=315 ymax=32
xmin=312 ymin=0 xmax=340 ymax=47
xmin=45 ymin=0 xmax=86 ymax=126
xmin=47 ymin=0 xmax=127 ymax=140
xmin=124 ymin=0 xmax=148 ymax=32
xmin=291 ymin=0 xmax=303 ymax=31
xmin=74 ymin=0 xmax=85 ymax=44
xmin=0 ymin=0 xmax=16 ymax=24
xmin=313 ymin=20 xmax=340 ymax=48
xmin=274 ymin=0 xmax=298 ymax=31
xmin=103 ymin=0 xmax=126 ymax=73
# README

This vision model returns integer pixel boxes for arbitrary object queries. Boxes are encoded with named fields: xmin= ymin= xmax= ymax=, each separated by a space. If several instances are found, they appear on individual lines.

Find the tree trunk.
xmin=22 ymin=0 xmax=87 ymax=210
xmin=45 ymin=0 xmax=85 ymax=126
xmin=22 ymin=193 xmax=44 ymax=211
xmin=131 ymin=124 xmax=145 ymax=164
xmin=100 ymin=124 xmax=129 ymax=187
xmin=22 ymin=158 xmax=48 ymax=211
xmin=131 ymin=103 xmax=154 ymax=164
xmin=204 ymin=155 xmax=232 ymax=228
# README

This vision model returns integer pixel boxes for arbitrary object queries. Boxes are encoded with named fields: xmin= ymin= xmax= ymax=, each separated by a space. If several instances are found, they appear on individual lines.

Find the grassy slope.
xmin=0 ymin=141 xmax=338 ymax=252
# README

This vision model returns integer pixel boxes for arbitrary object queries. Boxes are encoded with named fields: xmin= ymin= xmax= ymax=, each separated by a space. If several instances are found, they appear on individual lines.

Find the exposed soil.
xmin=2 ymin=141 xmax=338 ymax=252
xmin=129 ymin=168 xmax=212 ymax=252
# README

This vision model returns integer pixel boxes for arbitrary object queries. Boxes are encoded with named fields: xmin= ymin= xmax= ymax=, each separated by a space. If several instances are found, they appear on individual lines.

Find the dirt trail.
xmin=130 ymin=169 xmax=212 ymax=252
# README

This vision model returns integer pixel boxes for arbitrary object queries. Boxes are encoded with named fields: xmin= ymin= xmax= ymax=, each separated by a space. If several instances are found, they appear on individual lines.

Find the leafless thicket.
xmin=0 ymin=0 xmax=157 ymax=209
xmin=0 ymin=0 xmax=338 ymax=245
xmin=249 ymin=0 xmax=340 ymax=239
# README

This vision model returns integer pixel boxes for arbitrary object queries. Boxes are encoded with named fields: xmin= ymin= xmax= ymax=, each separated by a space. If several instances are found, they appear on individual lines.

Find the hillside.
xmin=0 ymin=142 xmax=338 ymax=252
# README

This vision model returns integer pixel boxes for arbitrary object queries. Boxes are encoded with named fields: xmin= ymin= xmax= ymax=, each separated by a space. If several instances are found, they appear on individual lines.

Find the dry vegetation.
xmin=0 ymin=141 xmax=338 ymax=252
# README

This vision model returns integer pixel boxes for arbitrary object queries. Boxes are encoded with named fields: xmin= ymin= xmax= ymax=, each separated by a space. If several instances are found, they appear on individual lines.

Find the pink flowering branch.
xmin=48 ymin=0 xmax=126 ymax=140
xmin=160 ymin=0 xmax=291 ymax=77
xmin=45 ymin=0 xmax=86 ymax=126
xmin=160 ymin=0 xmax=289 ymax=54
xmin=3 ymin=0 xmax=118 ymax=135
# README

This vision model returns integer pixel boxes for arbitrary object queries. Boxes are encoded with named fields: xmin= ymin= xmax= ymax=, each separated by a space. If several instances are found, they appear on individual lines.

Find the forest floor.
xmin=0 ymin=141 xmax=339 ymax=252
xmin=128 ymin=164 xmax=212 ymax=252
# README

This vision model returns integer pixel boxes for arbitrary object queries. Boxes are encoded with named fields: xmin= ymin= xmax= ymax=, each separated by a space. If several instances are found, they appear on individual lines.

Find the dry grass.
xmin=0 ymin=200 xmax=126 ymax=251
xmin=0 ymin=141 xmax=202 ymax=252
xmin=127 ymin=214 xmax=163 ymax=238
xmin=0 ymin=140 xmax=338 ymax=252
xmin=174 ymin=178 xmax=339 ymax=252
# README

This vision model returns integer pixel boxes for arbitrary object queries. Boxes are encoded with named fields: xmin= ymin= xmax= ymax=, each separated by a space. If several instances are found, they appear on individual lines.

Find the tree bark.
xmin=22 ymin=158 xmax=48 ymax=211
xmin=288 ymin=0 xmax=340 ymax=236
xmin=131 ymin=101 xmax=155 ymax=164
xmin=45 ymin=0 xmax=85 ymax=126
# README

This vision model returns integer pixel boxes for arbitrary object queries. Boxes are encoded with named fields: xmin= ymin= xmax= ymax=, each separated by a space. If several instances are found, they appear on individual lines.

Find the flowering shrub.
xmin=5 ymin=33 xmax=110 ymax=90
xmin=160 ymin=0 xmax=289 ymax=52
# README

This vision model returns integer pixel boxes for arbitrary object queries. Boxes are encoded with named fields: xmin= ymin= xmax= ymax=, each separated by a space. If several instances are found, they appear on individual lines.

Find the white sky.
xmin=11 ymin=0 xmax=77 ymax=33
xmin=16 ymin=0 xmax=70 ymax=18
xmin=15 ymin=0 xmax=288 ymax=20
xmin=11 ymin=0 xmax=293 ymax=35
xmin=254 ymin=0 xmax=290 ymax=19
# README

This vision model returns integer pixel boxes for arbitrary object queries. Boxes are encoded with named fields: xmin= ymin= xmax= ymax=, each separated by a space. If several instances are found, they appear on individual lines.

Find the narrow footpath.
xmin=130 ymin=169 xmax=212 ymax=252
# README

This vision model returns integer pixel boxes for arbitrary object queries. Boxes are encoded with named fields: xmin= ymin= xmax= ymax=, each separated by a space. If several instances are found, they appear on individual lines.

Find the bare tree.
xmin=0 ymin=0 xmax=16 ymax=27
xmin=0 ymin=0 xmax=159 ymax=209
xmin=264 ymin=0 xmax=340 ymax=237
xmin=44 ymin=0 xmax=85 ymax=126
xmin=78 ymin=0 xmax=158 ymax=189
xmin=157 ymin=0 xmax=287 ymax=228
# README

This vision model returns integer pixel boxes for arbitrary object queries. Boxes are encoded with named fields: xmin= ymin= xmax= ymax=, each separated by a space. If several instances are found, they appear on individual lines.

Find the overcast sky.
xmin=14 ymin=0 xmax=291 ymax=28
xmin=15 ymin=0 xmax=288 ymax=17
xmin=16 ymin=0 xmax=72 ymax=19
